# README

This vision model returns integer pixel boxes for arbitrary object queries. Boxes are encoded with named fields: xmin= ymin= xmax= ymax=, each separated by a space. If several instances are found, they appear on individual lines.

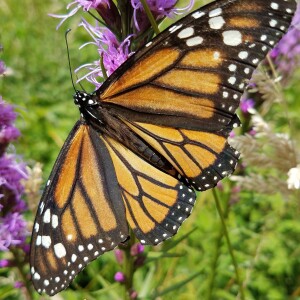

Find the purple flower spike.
xmin=0 ymin=98 xmax=20 ymax=150
xmin=76 ymin=20 xmax=133 ymax=88
xmin=0 ymin=212 xmax=28 ymax=251
xmin=269 ymin=4 xmax=300 ymax=79
xmin=114 ymin=271 xmax=125 ymax=283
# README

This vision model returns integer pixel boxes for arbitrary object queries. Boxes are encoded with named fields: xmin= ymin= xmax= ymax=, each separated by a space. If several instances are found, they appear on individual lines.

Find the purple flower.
xmin=240 ymin=98 xmax=255 ymax=114
xmin=0 ymin=98 xmax=28 ymax=252
xmin=0 ymin=212 xmax=28 ymax=251
xmin=130 ymin=243 xmax=144 ymax=256
xmin=130 ymin=290 xmax=138 ymax=299
xmin=269 ymin=4 xmax=300 ymax=79
xmin=14 ymin=281 xmax=24 ymax=288
xmin=0 ymin=60 xmax=6 ymax=75
xmin=76 ymin=20 xmax=133 ymax=88
xmin=0 ymin=98 xmax=20 ymax=150
xmin=0 ymin=259 xmax=10 ymax=268
xmin=131 ymin=0 xmax=194 ymax=31
xmin=0 ymin=155 xmax=28 ymax=210
xmin=114 ymin=248 xmax=124 ymax=264
xmin=114 ymin=271 xmax=125 ymax=283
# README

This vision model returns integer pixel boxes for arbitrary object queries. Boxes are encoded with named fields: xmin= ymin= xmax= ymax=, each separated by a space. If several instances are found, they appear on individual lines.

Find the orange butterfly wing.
xmin=98 ymin=0 xmax=295 ymax=132
xmin=30 ymin=122 xmax=196 ymax=295
xmin=30 ymin=122 xmax=128 ymax=295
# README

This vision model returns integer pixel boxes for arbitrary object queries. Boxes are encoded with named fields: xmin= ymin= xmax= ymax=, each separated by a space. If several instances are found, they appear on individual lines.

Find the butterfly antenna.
xmin=65 ymin=29 xmax=77 ymax=92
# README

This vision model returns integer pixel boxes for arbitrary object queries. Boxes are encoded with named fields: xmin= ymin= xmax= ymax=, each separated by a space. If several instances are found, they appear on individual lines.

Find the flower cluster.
xmin=50 ymin=0 xmax=194 ymax=88
xmin=0 ymin=58 xmax=28 ymax=253
xmin=114 ymin=242 xmax=145 ymax=299
xmin=269 ymin=4 xmax=300 ymax=81
xmin=0 ymin=101 xmax=28 ymax=253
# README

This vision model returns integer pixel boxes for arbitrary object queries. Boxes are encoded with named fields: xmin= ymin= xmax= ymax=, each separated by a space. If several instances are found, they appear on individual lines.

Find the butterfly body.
xmin=30 ymin=0 xmax=296 ymax=295
xmin=75 ymin=90 xmax=178 ymax=175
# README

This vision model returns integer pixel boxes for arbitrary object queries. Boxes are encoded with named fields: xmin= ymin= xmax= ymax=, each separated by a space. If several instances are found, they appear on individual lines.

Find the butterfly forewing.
xmin=99 ymin=0 xmax=296 ymax=131
xmin=30 ymin=122 xmax=129 ymax=295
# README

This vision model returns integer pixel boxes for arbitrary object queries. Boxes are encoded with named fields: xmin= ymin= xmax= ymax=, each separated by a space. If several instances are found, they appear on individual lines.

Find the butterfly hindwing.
xmin=30 ymin=122 xmax=129 ymax=295
xmin=102 ymin=135 xmax=196 ymax=245
xmin=124 ymin=120 xmax=239 ymax=191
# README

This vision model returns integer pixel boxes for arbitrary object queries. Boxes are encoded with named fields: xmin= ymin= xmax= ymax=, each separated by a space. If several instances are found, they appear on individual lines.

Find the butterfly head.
xmin=74 ymin=91 xmax=97 ymax=107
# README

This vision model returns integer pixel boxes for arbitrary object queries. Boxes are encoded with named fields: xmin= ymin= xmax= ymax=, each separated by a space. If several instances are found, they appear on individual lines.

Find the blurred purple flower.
xmin=269 ymin=4 xmax=300 ymax=78
xmin=0 ymin=259 xmax=10 ymax=268
xmin=114 ymin=271 xmax=125 ymax=283
xmin=131 ymin=0 xmax=194 ymax=31
xmin=14 ymin=281 xmax=24 ymax=288
xmin=130 ymin=243 xmax=144 ymax=256
xmin=248 ymin=129 xmax=256 ymax=136
xmin=0 ymin=212 xmax=28 ymax=251
xmin=130 ymin=290 xmax=138 ymax=299
xmin=0 ymin=155 xmax=27 ymax=209
xmin=76 ymin=20 xmax=133 ymax=88
xmin=240 ymin=98 xmax=255 ymax=114
xmin=0 ymin=60 xmax=6 ymax=75
xmin=0 ymin=99 xmax=28 ymax=252
xmin=0 ymin=97 xmax=20 ymax=146
xmin=114 ymin=248 xmax=124 ymax=264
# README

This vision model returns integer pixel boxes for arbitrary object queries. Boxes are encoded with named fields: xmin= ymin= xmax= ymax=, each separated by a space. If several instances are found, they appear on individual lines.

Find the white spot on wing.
xmin=222 ymin=30 xmax=242 ymax=46
xmin=213 ymin=51 xmax=220 ymax=60
xmin=36 ymin=235 xmax=42 ymax=246
xmin=34 ymin=223 xmax=39 ymax=232
xmin=228 ymin=64 xmax=237 ymax=72
xmin=228 ymin=77 xmax=236 ymax=85
xmin=178 ymin=27 xmax=194 ymax=39
xmin=71 ymin=254 xmax=77 ymax=262
xmin=270 ymin=19 xmax=277 ymax=27
xmin=186 ymin=36 xmax=203 ymax=46
xmin=54 ymin=243 xmax=67 ymax=258
xmin=41 ymin=235 xmax=51 ymax=248
xmin=209 ymin=8 xmax=222 ymax=17
xmin=192 ymin=11 xmax=205 ymax=19
xmin=271 ymin=2 xmax=279 ymax=10
xmin=43 ymin=208 xmax=51 ymax=223
xmin=238 ymin=51 xmax=248 ymax=59
xmin=209 ymin=16 xmax=225 ymax=29
xmin=52 ymin=214 xmax=58 ymax=229
xmin=169 ymin=24 xmax=183 ymax=33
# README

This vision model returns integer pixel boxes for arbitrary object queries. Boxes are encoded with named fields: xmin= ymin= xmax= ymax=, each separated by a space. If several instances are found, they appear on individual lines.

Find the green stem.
xmin=11 ymin=248 xmax=34 ymax=300
xmin=212 ymin=189 xmax=245 ymax=300
xmin=206 ymin=211 xmax=225 ymax=299
xmin=122 ymin=229 xmax=136 ymax=300
xmin=117 ymin=0 xmax=132 ymax=39
xmin=139 ymin=0 xmax=160 ymax=35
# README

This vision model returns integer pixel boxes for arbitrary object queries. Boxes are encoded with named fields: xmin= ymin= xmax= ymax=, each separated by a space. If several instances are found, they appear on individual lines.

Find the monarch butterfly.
xmin=30 ymin=0 xmax=296 ymax=295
